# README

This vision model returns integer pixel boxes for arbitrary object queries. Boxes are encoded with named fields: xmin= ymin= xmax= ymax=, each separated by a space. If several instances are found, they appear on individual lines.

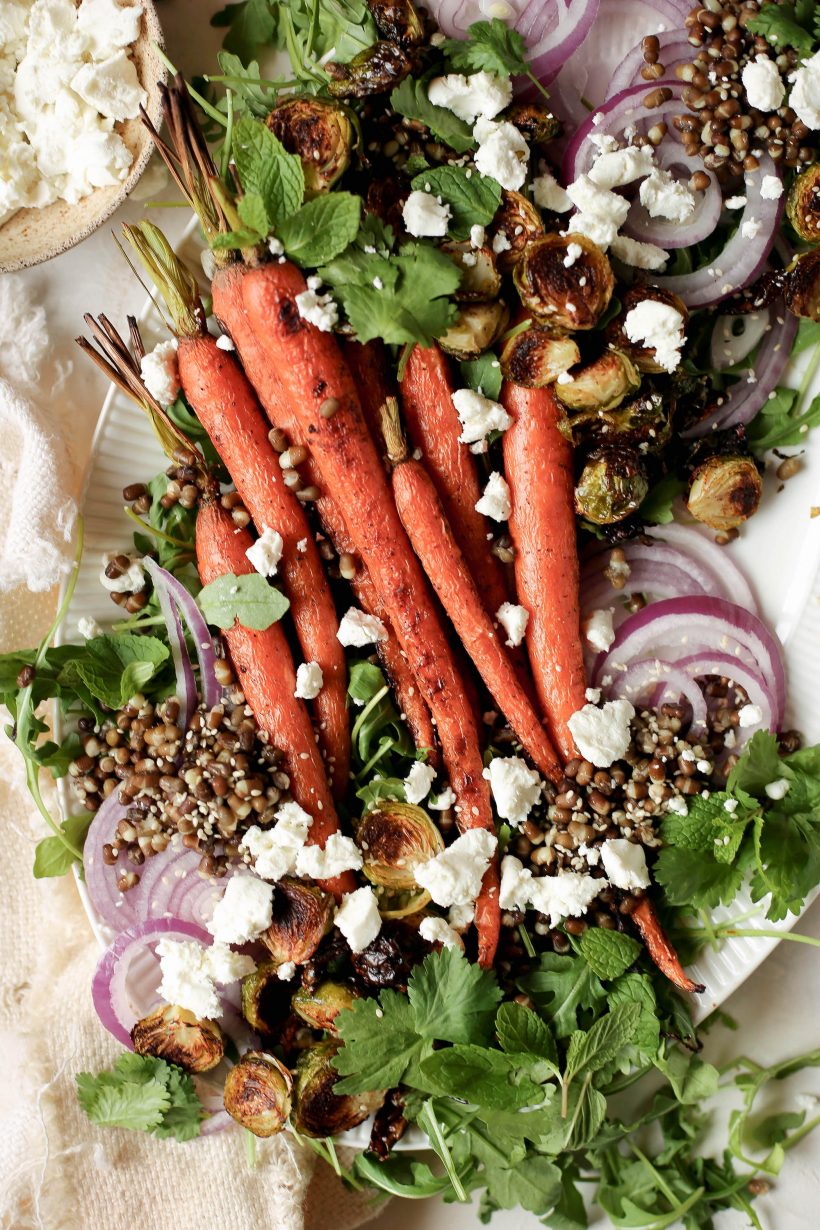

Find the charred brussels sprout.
xmin=292 ymin=980 xmax=359 ymax=1033
xmin=515 ymin=234 xmax=614 ymax=331
xmin=224 ymin=1051 xmax=293 ymax=1137
xmin=502 ymin=101 xmax=561 ymax=149
xmin=291 ymin=1041 xmax=384 ymax=1137
xmin=131 ymin=1004 xmax=224 ymax=1073
xmin=438 ymin=301 xmax=509 ymax=359
xmin=555 ymin=349 xmax=640 ymax=413
xmin=327 ymin=42 xmax=413 ymax=98
xmin=241 ymin=959 xmax=298 ymax=1035
xmin=366 ymin=0 xmax=424 ymax=45
xmin=357 ymin=803 xmax=444 ymax=891
xmin=573 ymin=389 xmax=672 ymax=453
xmin=442 ymin=242 xmax=502 ymax=301
xmin=785 ymin=248 xmax=820 ymax=321
xmin=575 ymin=447 xmax=649 ymax=524
xmin=489 ymin=191 xmax=545 ymax=272
xmin=267 ymin=98 xmax=353 ymax=197
xmin=787 ymin=165 xmax=820 ymax=245
xmin=686 ymin=454 xmax=762 ymax=531
xmin=262 ymin=878 xmax=334 ymax=966
xmin=500 ymin=324 xmax=580 ymax=387
xmin=606 ymin=288 xmax=690 ymax=373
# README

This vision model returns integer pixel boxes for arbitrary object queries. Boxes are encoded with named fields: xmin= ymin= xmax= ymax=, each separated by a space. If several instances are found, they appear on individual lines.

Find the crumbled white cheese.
xmin=430 ymin=786 xmax=456 ymax=811
xmin=725 ymin=195 xmax=747 ymax=209
xmin=532 ymin=171 xmax=571 ymax=212
xmin=583 ymin=608 xmax=615 ymax=653
xmin=70 ymin=49 xmax=143 ymax=121
xmin=414 ymin=828 xmax=497 ymax=906
xmin=566 ymin=174 xmax=629 ymax=248
xmin=337 ymin=607 xmax=388 ymax=647
xmin=764 ymin=777 xmax=791 ymax=801
xmin=402 ymin=188 xmax=451 ymax=237
xmin=241 ymin=801 xmax=313 ymax=882
xmin=498 ymin=854 xmax=533 ymax=909
xmin=427 ymin=71 xmax=512 ymax=124
xmin=295 ymin=831 xmax=363 ymax=879
xmin=335 ymin=886 xmax=382 ymax=952
xmin=473 ymin=117 xmax=530 ymax=192
xmin=578 ymin=841 xmax=601 ymax=866
xmin=760 ymin=174 xmax=784 ymax=200
xmin=267 ymin=236 xmax=285 ymax=256
xmin=790 ymin=50 xmax=820 ymax=130
xmin=585 ymin=686 xmax=601 ymax=704
xmin=528 ymin=871 xmax=604 ymax=926
xmin=567 ymin=698 xmax=635 ymax=768
xmin=741 ymin=216 xmax=762 ymax=240
xmin=452 ymin=387 xmax=512 ymax=445
xmin=563 ymin=241 xmax=584 ymax=268
xmin=600 ymin=839 xmax=651 ymax=890
xmin=156 ymin=939 xmax=255 ymax=1020
xmin=448 ymin=902 xmax=474 ymax=929
xmin=742 ymin=54 xmax=785 ymax=113
xmin=588 ymin=145 xmax=655 ymax=189
xmin=140 ymin=339 xmax=180 ymax=407
xmin=215 ymin=333 xmax=235 ymax=351
xmin=294 ymin=660 xmax=323 ymax=700
xmin=277 ymin=960 xmax=296 ymax=981
xmin=99 ymin=553 xmax=145 ymax=594
xmin=475 ymin=471 xmax=511 ymax=521
xmin=610 ymin=233 xmax=668 ymax=270
xmin=208 ymin=874 xmax=275 ymax=945
xmin=492 ymin=230 xmax=512 ymax=254
xmin=470 ymin=222 xmax=486 ymax=248
xmin=483 ymin=755 xmax=542 ymax=827
xmin=404 ymin=760 xmax=437 ymax=804
xmin=624 ymin=299 xmax=686 ymax=373
xmin=246 ymin=526 xmax=284 ymax=577
xmin=496 ymin=601 xmax=529 ymax=647
xmin=295 ymin=283 xmax=338 ymax=331
xmin=639 ymin=167 xmax=696 ymax=223
xmin=419 ymin=915 xmax=464 ymax=950
xmin=738 ymin=703 xmax=763 ymax=727
xmin=665 ymin=796 xmax=689 ymax=816
xmin=77 ymin=614 xmax=102 ymax=639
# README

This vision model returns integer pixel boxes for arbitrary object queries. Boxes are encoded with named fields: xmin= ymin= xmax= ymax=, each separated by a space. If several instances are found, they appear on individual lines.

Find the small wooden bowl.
xmin=0 ymin=0 xmax=166 ymax=274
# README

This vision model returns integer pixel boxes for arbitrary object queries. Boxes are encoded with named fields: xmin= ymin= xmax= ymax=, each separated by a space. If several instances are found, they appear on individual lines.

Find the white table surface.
xmin=12 ymin=1 xmax=820 ymax=1226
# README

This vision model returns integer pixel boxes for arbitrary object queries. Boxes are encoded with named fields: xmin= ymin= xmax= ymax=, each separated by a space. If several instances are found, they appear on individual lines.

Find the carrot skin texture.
xmin=502 ymin=383 xmax=586 ymax=762
xmin=341 ymin=338 xmax=393 ymax=451
xmin=632 ymin=898 xmax=705 ymax=994
xmin=241 ymin=261 xmax=499 ymax=965
xmin=178 ymin=334 xmax=350 ymax=799
xmin=392 ymin=458 xmax=562 ymax=783
xmin=195 ymin=499 xmax=354 ymax=900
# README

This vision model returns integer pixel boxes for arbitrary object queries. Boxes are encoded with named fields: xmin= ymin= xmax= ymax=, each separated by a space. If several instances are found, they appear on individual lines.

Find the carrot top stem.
xmin=121 ymin=222 xmax=206 ymax=339
xmin=379 ymin=396 xmax=407 ymax=465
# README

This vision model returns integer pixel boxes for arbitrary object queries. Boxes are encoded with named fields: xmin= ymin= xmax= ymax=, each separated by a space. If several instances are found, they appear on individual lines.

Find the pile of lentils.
xmin=69 ymin=674 xmax=292 ymax=888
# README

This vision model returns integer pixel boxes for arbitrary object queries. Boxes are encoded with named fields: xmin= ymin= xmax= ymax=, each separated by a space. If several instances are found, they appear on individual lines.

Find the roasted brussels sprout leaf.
xmin=356 ymin=803 xmax=445 ymax=891
xmin=224 ymin=1051 xmax=293 ymax=1136
xmin=267 ymin=97 xmax=355 ymax=197
xmin=686 ymin=454 xmax=762 ymax=531
xmin=262 ymin=877 xmax=335 ymax=966
xmin=293 ymin=979 xmax=360 ymax=1032
xmin=787 ymin=164 xmax=820 ymax=245
xmin=554 ymin=349 xmax=640 ymax=413
xmin=443 ymin=242 xmax=502 ymax=301
xmin=241 ymin=959 xmax=300 ymax=1035
xmin=515 ymin=234 xmax=614 ymax=331
xmin=503 ymin=101 xmax=561 ymax=148
xmin=292 ymin=1040 xmax=385 ymax=1136
xmin=786 ymin=248 xmax=820 ymax=321
xmin=366 ymin=0 xmax=425 ymax=45
xmin=575 ymin=447 xmax=649 ymax=525
xmin=500 ymin=324 xmax=579 ymax=387
xmin=131 ymin=1004 xmax=225 ymax=1073
xmin=438 ymin=300 xmax=510 ymax=359
xmin=490 ymin=190 xmax=545 ymax=272
xmin=327 ymin=41 xmax=414 ymax=97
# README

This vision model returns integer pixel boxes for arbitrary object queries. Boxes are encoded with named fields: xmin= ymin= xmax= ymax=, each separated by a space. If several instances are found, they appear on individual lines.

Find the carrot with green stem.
xmin=501 ymin=383 xmax=586 ymax=762
xmin=122 ymin=222 xmax=351 ymax=800
xmin=240 ymin=259 xmax=500 ymax=966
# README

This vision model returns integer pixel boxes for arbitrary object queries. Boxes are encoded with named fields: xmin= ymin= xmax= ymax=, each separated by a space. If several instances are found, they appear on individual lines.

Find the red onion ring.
xmin=525 ymin=0 xmax=601 ymax=84
xmin=144 ymin=559 xmax=221 ymax=711
xmin=645 ymin=524 xmax=759 ymax=613
xmin=606 ymin=33 xmax=694 ymax=99
xmin=674 ymin=651 xmax=776 ymax=734
xmin=608 ymin=658 xmax=709 ymax=736
xmin=582 ymin=558 xmax=710 ymax=614
xmin=83 ymin=787 xmax=141 ymax=932
xmin=710 ymin=309 xmax=772 ymax=372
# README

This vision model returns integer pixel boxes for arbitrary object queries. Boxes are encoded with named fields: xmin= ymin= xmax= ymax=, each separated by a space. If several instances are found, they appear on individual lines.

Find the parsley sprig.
xmin=440 ymin=19 xmax=552 ymax=104
xmin=747 ymin=1 xmax=819 ymax=59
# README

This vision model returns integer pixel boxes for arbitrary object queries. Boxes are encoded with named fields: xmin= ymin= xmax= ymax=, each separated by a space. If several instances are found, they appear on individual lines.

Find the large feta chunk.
xmin=241 ymin=801 xmax=313 ymax=882
xmin=452 ymin=387 xmax=512 ymax=445
xmin=427 ymin=71 xmax=512 ymax=124
xmin=335 ymin=886 xmax=382 ymax=952
xmin=790 ymin=51 xmax=820 ymax=130
xmin=588 ymin=145 xmax=655 ymax=189
xmin=483 ymin=755 xmax=542 ymax=827
xmin=532 ymin=171 xmax=571 ymax=212
xmin=567 ymin=698 xmax=634 ymax=767
xmin=402 ymin=188 xmax=451 ymax=237
xmin=404 ymin=760 xmax=437 ymax=804
xmin=528 ymin=871 xmax=603 ymax=926
xmin=496 ymin=602 xmax=529 ymax=647
xmin=624 ymin=299 xmax=686 ymax=372
xmin=639 ymin=167 xmax=696 ymax=223
xmin=599 ymin=839 xmax=650 ymax=890
xmin=295 ymin=660 xmax=324 ymax=700
xmin=741 ymin=54 xmax=785 ymax=113
xmin=295 ymin=831 xmax=363 ymax=879
xmin=207 ymin=874 xmax=274 ymax=945
xmin=419 ymin=915 xmax=464 ymax=950
xmin=70 ymin=49 xmax=145 ymax=121
xmin=246 ymin=526 xmax=284 ymax=577
xmin=140 ymin=339 xmax=180 ymax=406
xmin=583 ymin=607 xmax=616 ymax=653
xmin=156 ymin=939 xmax=255 ymax=1020
xmin=473 ymin=117 xmax=530 ymax=191
xmin=475 ymin=471 xmax=511 ymax=521
xmin=337 ymin=607 xmax=388 ymax=647
xmin=414 ymin=828 xmax=497 ymax=906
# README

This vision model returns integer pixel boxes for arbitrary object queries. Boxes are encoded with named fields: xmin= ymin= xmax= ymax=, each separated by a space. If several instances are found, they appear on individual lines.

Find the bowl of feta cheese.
xmin=0 ymin=0 xmax=165 ymax=273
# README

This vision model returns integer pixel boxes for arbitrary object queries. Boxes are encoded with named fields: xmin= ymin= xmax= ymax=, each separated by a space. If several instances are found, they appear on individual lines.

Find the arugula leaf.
xmin=213 ymin=50 xmax=273 ymax=117
xmin=518 ymin=952 xmax=606 ymax=1038
xmin=333 ymin=991 xmax=431 ymax=1093
xmin=409 ymin=946 xmax=502 ymax=1046
xmin=197 ymin=573 xmax=290 ymax=631
xmin=483 ymin=1153 xmax=562 ymax=1215
xmin=460 ymin=352 xmax=503 ymax=400
xmin=576 ymin=929 xmax=642 ymax=981
xmin=58 ymin=634 xmax=170 ymax=710
xmin=640 ymin=473 xmax=687 ymax=524
xmin=277 ymin=193 xmax=362 ymax=267
xmin=441 ymin=18 xmax=530 ymax=76
xmin=747 ymin=385 xmax=820 ymax=452
xmin=747 ymin=2 xmax=816 ymax=58
xmin=654 ymin=1047 xmax=719 ymax=1105
xmin=792 ymin=318 xmax=820 ymax=356
xmin=34 ymin=812 xmax=92 ymax=879
xmin=390 ymin=77 xmax=475 ymax=154
xmin=231 ymin=116 xmax=304 ymax=231
xmin=76 ymin=1054 xmax=203 ymax=1141
xmin=212 ymin=0 xmax=278 ymax=60
xmin=419 ymin=1045 xmax=542 ymax=1110
xmin=495 ymin=1002 xmax=558 ymax=1067
xmin=410 ymin=167 xmax=502 ymax=242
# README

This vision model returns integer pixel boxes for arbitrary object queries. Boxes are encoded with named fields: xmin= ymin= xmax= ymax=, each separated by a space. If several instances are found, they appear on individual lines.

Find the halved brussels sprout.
xmin=605 ymin=287 xmax=690 ymax=373
xmin=267 ymin=97 xmax=354 ymax=197
xmin=223 ymin=1051 xmax=293 ymax=1137
xmin=786 ymin=164 xmax=820 ymax=245
xmin=438 ymin=301 xmax=510 ymax=359
xmin=500 ymin=324 xmax=580 ymax=387
xmin=366 ymin=0 xmax=424 ymax=45
xmin=291 ymin=1040 xmax=384 ymax=1137
xmin=327 ymin=42 xmax=413 ymax=98
xmin=241 ymin=959 xmax=298 ymax=1035
xmin=442 ymin=242 xmax=502 ymax=301
xmin=785 ymin=248 xmax=820 ymax=321
xmin=502 ymin=101 xmax=561 ymax=148
xmin=570 ymin=389 xmax=672 ymax=453
xmin=575 ymin=447 xmax=649 ymax=525
xmin=262 ymin=878 xmax=334 ymax=966
xmin=686 ymin=454 xmax=762 ymax=531
xmin=515 ymin=234 xmax=614 ymax=331
xmin=555 ymin=349 xmax=641 ymax=413
xmin=489 ymin=191 xmax=545 ymax=272
xmin=356 ymin=803 xmax=444 ymax=891
xmin=131 ymin=1004 xmax=224 ymax=1073
xmin=292 ymin=980 xmax=359 ymax=1033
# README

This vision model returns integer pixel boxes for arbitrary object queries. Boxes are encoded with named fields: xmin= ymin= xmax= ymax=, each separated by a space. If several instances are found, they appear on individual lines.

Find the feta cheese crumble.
xmin=241 ymin=801 xmax=313 ymax=882
xmin=583 ymin=607 xmax=616 ymax=653
xmin=568 ymin=698 xmax=635 ymax=768
xmin=483 ymin=755 xmax=542 ymax=827
xmin=427 ymin=71 xmax=512 ymax=124
xmin=452 ymin=388 xmax=512 ymax=445
xmin=335 ymin=886 xmax=382 ymax=952
xmin=294 ymin=660 xmax=323 ymax=700
xmin=295 ymin=279 xmax=338 ymax=331
xmin=639 ymin=168 xmax=696 ymax=223
xmin=404 ymin=760 xmax=437 ymax=804
xmin=77 ymin=615 xmax=103 ymax=640
xmin=470 ymin=223 xmax=486 ymax=248
xmin=156 ymin=939 xmax=254 ymax=1020
xmin=430 ymin=786 xmax=456 ymax=811
xmin=528 ymin=871 xmax=603 ymax=926
xmin=741 ymin=216 xmax=762 ymax=240
xmin=600 ymin=839 xmax=651 ymax=890
xmin=790 ymin=50 xmax=820 ymax=130
xmin=588 ymin=145 xmax=655 ymax=189
xmin=140 ymin=339 xmax=180 ymax=407
xmin=610 ymin=234 xmax=668 ymax=270
xmin=337 ymin=607 xmax=388 ymax=647
xmin=402 ymin=189 xmax=451 ymax=237
xmin=764 ymin=778 xmax=790 ymax=801
xmin=414 ymin=828 xmax=497 ymax=906
xmin=295 ymin=831 xmax=363 ymax=879
xmin=245 ymin=526 xmax=284 ymax=577
xmin=475 ymin=471 xmax=511 ymax=521
xmin=742 ymin=54 xmax=785 ymax=112
xmin=99 ymin=553 xmax=145 ymax=594
xmin=473 ymin=117 xmax=530 ymax=192
xmin=215 ymin=333 xmax=235 ymax=351
xmin=760 ymin=174 xmax=784 ymax=200
xmin=419 ymin=915 xmax=464 ymax=951
xmin=624 ymin=299 xmax=686 ymax=373
xmin=496 ymin=601 xmax=529 ymax=647
xmin=208 ymin=874 xmax=275 ymax=945
xmin=532 ymin=171 xmax=571 ymax=212
xmin=737 ymin=703 xmax=763 ymax=728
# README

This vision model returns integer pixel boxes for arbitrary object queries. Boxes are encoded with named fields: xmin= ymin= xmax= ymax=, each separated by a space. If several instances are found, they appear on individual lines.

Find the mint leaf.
xmin=390 ymin=77 xmax=475 ymax=154
xmin=33 ymin=812 xmax=92 ymax=879
xmin=495 ymin=1002 xmax=558 ymax=1067
xmin=409 ymin=946 xmax=502 ymax=1045
xmin=441 ymin=18 xmax=530 ymax=76
xmin=460 ymin=352 xmax=502 ymax=400
xmin=410 ymin=167 xmax=502 ymax=241
xmin=577 ymin=929 xmax=642 ymax=981
xmin=197 ymin=573 xmax=290 ymax=631
xmin=277 ymin=193 xmax=362 ymax=267
xmin=518 ymin=952 xmax=606 ymax=1039
xmin=653 ymin=845 xmax=744 ymax=910
xmin=419 ymin=1045 xmax=541 ymax=1110
xmin=237 ymin=191 xmax=270 ymax=237
xmin=333 ymin=991 xmax=430 ymax=1093
xmin=564 ymin=1002 xmax=641 ymax=1083
xmin=747 ymin=3 xmax=816 ymax=58
xmin=231 ymin=117 xmax=304 ymax=230
xmin=608 ymin=973 xmax=660 ymax=1060
xmin=58 ymin=634 xmax=169 ymax=710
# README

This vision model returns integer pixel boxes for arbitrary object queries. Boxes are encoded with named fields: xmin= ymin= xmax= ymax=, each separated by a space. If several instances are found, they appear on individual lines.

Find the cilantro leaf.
xmin=197 ymin=573 xmax=290 ymax=631
xmin=750 ymin=811 xmax=820 ymax=921
xmin=390 ymin=77 xmax=475 ymax=153
xmin=460 ymin=352 xmax=503 ymax=400
xmin=410 ymin=167 xmax=502 ymax=242
xmin=153 ymin=1066 xmax=208 ymax=1141
xmin=747 ymin=2 xmax=816 ymax=58
xmin=277 ymin=193 xmax=362 ymax=267
xmin=727 ymin=731 xmax=786 ymax=798
xmin=517 ymin=952 xmax=606 ymax=1038
xmin=77 ymin=1054 xmax=203 ymax=1141
xmin=495 ymin=1002 xmax=558 ymax=1067
xmin=653 ymin=844 xmax=744 ymax=910
xmin=441 ymin=18 xmax=530 ymax=77
xmin=576 ymin=929 xmax=642 ymax=981
xmin=409 ymin=946 xmax=502 ymax=1045
xmin=419 ymin=1045 xmax=541 ymax=1110
xmin=78 ymin=1079 xmax=170 ymax=1132
xmin=57 ymin=634 xmax=169 ymax=710
xmin=231 ymin=117 xmax=304 ymax=231
xmin=333 ymin=990 xmax=431 ymax=1093
xmin=33 ymin=812 xmax=92 ymax=879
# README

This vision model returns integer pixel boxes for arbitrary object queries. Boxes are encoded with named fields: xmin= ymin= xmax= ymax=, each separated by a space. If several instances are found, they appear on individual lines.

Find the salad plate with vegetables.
xmin=4 ymin=0 xmax=820 ymax=1224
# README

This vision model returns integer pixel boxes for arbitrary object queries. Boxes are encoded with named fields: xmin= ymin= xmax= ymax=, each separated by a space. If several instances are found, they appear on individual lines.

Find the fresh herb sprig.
xmin=77 ymin=1053 xmax=205 ymax=1141
xmin=747 ymin=1 xmax=819 ymax=59
xmin=440 ymin=19 xmax=552 ymax=104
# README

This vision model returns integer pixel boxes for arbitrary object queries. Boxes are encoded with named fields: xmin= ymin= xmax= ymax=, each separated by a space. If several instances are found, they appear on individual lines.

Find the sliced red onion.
xmin=83 ymin=787 xmax=141 ymax=932
xmin=710 ymin=309 xmax=772 ymax=372
xmin=645 ymin=524 xmax=759 ymax=613
xmin=606 ymin=33 xmax=694 ymax=99
xmin=608 ymin=658 xmax=709 ymax=736
xmin=582 ymin=558 xmax=710 ymax=614
xmin=144 ymin=559 xmax=221 ymax=712
xmin=674 ymin=651 xmax=776 ymax=734
xmin=523 ymin=0 xmax=601 ymax=84
xmin=562 ymin=81 xmax=670 ymax=183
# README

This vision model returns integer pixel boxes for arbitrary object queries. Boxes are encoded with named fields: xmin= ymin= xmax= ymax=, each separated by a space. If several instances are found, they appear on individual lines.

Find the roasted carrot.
xmin=386 ymin=416 xmax=562 ymax=782
xmin=196 ymin=497 xmax=355 ymax=900
xmin=632 ymin=897 xmax=705 ymax=994
xmin=241 ymin=260 xmax=499 ymax=966
xmin=502 ymin=383 xmax=587 ymax=762
xmin=341 ymin=337 xmax=394 ymax=458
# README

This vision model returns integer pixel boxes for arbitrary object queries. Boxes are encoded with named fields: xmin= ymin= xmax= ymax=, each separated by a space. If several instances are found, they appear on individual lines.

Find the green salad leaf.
xmin=276 ymin=193 xmax=362 ymax=267
xmin=57 ymin=633 xmax=170 ymax=710
xmin=77 ymin=1053 xmax=204 ymax=1141
xmin=390 ymin=77 xmax=475 ymax=154
xmin=440 ymin=17 xmax=530 ymax=77
xmin=197 ymin=572 xmax=290 ymax=631
xmin=746 ymin=1 xmax=818 ymax=58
